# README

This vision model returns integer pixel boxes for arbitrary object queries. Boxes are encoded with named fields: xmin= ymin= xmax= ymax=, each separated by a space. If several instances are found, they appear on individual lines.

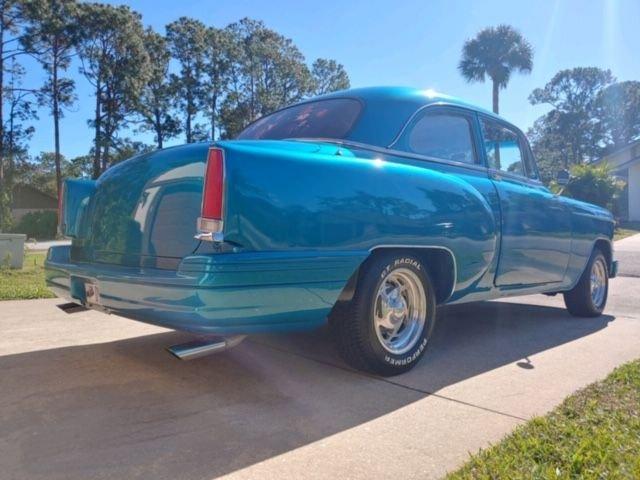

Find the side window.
xmin=521 ymin=137 xmax=540 ymax=180
xmin=479 ymin=118 xmax=525 ymax=176
xmin=407 ymin=113 xmax=476 ymax=164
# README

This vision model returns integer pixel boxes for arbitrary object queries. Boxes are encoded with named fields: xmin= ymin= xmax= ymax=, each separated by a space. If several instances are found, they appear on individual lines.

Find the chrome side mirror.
xmin=556 ymin=169 xmax=570 ymax=186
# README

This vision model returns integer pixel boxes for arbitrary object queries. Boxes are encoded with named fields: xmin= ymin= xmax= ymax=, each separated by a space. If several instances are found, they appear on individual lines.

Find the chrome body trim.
xmin=197 ymin=217 xmax=224 ymax=233
xmin=194 ymin=231 xmax=224 ymax=243
xmin=295 ymin=135 xmax=547 ymax=188
xmin=292 ymin=137 xmax=490 ymax=174
xmin=487 ymin=167 xmax=545 ymax=187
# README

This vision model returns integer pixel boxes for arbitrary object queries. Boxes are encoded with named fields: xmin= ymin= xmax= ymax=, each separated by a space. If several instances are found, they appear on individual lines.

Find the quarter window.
xmin=407 ymin=113 xmax=476 ymax=164
xmin=479 ymin=118 xmax=525 ymax=176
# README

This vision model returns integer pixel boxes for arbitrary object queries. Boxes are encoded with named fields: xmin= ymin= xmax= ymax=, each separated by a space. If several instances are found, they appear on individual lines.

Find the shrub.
xmin=562 ymin=163 xmax=625 ymax=211
xmin=12 ymin=210 xmax=58 ymax=240
xmin=0 ymin=188 xmax=13 ymax=232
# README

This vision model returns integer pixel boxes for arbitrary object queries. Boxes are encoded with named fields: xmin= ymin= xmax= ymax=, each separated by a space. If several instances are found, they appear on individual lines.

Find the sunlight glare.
xmin=421 ymin=88 xmax=439 ymax=99
xmin=373 ymin=158 xmax=385 ymax=168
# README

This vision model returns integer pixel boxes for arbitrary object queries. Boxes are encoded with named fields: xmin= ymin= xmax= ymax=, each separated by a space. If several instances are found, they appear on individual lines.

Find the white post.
xmin=0 ymin=233 xmax=26 ymax=269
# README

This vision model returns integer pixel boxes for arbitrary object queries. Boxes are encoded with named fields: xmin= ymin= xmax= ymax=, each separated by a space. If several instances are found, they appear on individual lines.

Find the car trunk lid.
xmin=71 ymin=143 xmax=209 ymax=269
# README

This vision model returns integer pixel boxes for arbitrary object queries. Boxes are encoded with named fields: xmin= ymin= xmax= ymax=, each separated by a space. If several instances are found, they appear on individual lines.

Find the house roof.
xmin=11 ymin=184 xmax=57 ymax=209
xmin=606 ymin=138 xmax=640 ymax=157
xmin=594 ymin=138 xmax=640 ymax=171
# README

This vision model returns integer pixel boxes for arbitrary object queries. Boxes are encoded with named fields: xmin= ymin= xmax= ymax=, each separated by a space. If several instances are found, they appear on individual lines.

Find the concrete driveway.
xmin=1 ymin=278 xmax=640 ymax=480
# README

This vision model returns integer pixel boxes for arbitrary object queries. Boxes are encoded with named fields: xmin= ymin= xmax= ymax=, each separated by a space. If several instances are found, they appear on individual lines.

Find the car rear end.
xmin=46 ymin=142 xmax=361 ymax=335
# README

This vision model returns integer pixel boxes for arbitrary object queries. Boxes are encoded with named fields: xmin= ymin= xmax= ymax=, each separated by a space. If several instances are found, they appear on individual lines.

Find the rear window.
xmin=237 ymin=98 xmax=362 ymax=140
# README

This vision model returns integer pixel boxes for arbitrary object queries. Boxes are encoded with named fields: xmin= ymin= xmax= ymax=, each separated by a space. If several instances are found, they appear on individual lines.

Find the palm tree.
xmin=459 ymin=25 xmax=533 ymax=114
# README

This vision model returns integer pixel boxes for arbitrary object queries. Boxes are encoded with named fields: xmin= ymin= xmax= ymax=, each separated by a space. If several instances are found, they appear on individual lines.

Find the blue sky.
xmin=23 ymin=0 xmax=640 ymax=159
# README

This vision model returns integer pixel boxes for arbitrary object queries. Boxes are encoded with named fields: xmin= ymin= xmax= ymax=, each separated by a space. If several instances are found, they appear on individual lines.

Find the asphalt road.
xmin=1 ymin=273 xmax=639 ymax=480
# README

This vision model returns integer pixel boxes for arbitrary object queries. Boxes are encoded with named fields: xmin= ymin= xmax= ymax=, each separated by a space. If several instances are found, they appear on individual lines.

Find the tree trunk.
xmin=249 ymin=71 xmax=256 ymax=120
xmin=102 ymin=140 xmax=109 ymax=172
xmin=7 ymin=92 xmax=14 ymax=198
xmin=210 ymin=94 xmax=217 ymax=141
xmin=186 ymin=90 xmax=193 ymax=143
xmin=154 ymin=109 xmax=163 ymax=149
xmin=101 ymin=112 xmax=111 ymax=173
xmin=492 ymin=79 xmax=499 ymax=115
xmin=0 ymin=10 xmax=6 ymax=229
xmin=52 ymin=47 xmax=62 ymax=204
xmin=92 ymin=80 xmax=102 ymax=179
xmin=0 ymin=7 xmax=13 ymax=231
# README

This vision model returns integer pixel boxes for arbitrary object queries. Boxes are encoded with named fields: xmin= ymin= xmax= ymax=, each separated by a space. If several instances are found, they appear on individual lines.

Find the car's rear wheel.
xmin=563 ymin=248 xmax=609 ymax=317
xmin=330 ymin=251 xmax=436 ymax=376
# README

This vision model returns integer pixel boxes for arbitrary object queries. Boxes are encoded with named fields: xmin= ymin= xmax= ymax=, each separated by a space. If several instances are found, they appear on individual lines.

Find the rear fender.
xmin=218 ymin=140 xmax=498 ymax=297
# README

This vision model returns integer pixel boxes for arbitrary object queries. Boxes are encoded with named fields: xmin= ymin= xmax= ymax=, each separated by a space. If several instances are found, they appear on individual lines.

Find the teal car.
xmin=46 ymin=87 xmax=617 ymax=376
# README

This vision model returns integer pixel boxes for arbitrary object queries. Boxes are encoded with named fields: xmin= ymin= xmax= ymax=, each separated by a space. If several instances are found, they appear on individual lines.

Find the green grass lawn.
xmin=447 ymin=359 xmax=640 ymax=479
xmin=614 ymin=222 xmax=640 ymax=241
xmin=0 ymin=251 xmax=55 ymax=301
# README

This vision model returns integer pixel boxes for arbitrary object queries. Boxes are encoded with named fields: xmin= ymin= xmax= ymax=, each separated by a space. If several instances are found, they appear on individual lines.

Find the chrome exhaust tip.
xmin=167 ymin=335 xmax=246 ymax=361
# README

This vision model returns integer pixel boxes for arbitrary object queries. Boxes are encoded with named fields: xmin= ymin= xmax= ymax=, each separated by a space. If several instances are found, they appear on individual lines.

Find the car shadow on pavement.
xmin=0 ymin=300 xmax=613 ymax=480
xmin=395 ymin=300 xmax=614 ymax=391
xmin=258 ymin=300 xmax=614 ymax=392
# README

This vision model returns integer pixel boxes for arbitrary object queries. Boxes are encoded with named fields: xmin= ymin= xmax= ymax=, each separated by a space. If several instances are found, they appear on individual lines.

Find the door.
xmin=478 ymin=115 xmax=572 ymax=286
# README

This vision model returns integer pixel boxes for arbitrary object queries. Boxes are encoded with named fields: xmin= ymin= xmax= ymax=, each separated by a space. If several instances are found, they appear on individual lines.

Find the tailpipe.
xmin=167 ymin=335 xmax=246 ymax=361
xmin=57 ymin=302 xmax=88 ymax=314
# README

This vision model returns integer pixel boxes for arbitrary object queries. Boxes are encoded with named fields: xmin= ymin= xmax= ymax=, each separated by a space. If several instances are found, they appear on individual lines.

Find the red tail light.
xmin=198 ymin=147 xmax=225 ymax=237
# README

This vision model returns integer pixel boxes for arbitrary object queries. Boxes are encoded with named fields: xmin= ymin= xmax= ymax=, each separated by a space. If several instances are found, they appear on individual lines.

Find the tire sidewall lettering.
xmin=379 ymin=257 xmax=421 ymax=280
xmin=394 ymin=257 xmax=421 ymax=271
xmin=383 ymin=337 xmax=428 ymax=366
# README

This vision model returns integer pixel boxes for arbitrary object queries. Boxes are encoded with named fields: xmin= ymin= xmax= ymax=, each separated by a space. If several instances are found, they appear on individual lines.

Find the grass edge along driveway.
xmin=447 ymin=358 xmax=640 ymax=479
xmin=0 ymin=251 xmax=54 ymax=301
xmin=614 ymin=222 xmax=640 ymax=241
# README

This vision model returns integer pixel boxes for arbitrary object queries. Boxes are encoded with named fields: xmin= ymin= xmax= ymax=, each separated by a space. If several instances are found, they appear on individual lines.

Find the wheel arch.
xmin=334 ymin=245 xmax=457 ymax=307
xmin=594 ymin=238 xmax=613 ymax=273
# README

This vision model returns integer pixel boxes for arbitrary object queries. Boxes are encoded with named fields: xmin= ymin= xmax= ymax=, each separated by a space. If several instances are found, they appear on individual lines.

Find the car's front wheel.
xmin=563 ymin=248 xmax=609 ymax=317
xmin=330 ymin=251 xmax=436 ymax=376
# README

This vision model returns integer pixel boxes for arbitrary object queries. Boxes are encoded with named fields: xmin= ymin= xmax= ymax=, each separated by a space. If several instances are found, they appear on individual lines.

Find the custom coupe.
xmin=47 ymin=87 xmax=618 ymax=376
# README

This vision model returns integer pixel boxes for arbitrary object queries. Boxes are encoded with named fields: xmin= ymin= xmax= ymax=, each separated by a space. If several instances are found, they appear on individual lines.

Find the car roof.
xmin=307 ymin=86 xmax=508 ymax=147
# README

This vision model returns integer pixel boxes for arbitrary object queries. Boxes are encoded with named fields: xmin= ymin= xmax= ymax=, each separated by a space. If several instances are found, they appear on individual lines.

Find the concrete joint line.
xmin=248 ymin=339 xmax=529 ymax=422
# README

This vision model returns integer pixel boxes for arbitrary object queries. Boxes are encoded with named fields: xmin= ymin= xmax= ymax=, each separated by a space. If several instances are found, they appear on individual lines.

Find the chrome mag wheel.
xmin=590 ymin=256 xmax=607 ymax=309
xmin=373 ymin=268 xmax=427 ymax=355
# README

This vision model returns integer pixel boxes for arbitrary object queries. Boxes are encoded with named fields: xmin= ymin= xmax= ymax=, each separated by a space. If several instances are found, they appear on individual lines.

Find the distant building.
xmin=595 ymin=139 xmax=640 ymax=221
xmin=10 ymin=185 xmax=57 ymax=222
